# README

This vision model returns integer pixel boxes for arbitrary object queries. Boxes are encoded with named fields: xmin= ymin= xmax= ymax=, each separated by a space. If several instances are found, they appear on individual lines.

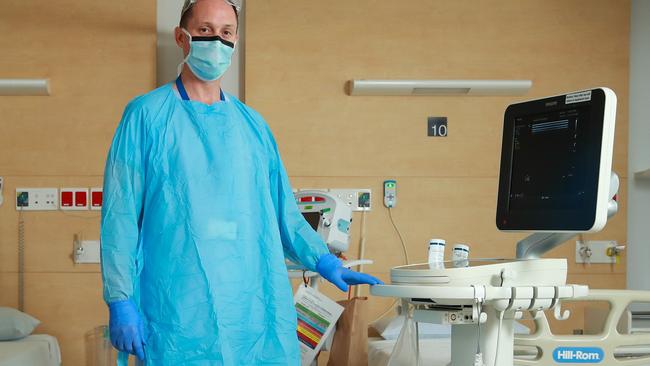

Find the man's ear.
xmin=174 ymin=27 xmax=186 ymax=49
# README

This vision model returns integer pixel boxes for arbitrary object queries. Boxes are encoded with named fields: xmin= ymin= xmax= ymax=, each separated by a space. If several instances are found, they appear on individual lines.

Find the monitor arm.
xmin=516 ymin=172 xmax=620 ymax=259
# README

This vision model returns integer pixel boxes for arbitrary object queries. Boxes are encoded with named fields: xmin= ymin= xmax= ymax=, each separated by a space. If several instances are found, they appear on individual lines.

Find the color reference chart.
xmin=294 ymin=286 xmax=344 ymax=365
xmin=297 ymin=303 xmax=327 ymax=349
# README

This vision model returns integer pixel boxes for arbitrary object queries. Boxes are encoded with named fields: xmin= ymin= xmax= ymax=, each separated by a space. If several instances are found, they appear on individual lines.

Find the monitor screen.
xmin=496 ymin=88 xmax=616 ymax=232
xmin=509 ymin=107 xmax=592 ymax=212
xmin=302 ymin=212 xmax=321 ymax=231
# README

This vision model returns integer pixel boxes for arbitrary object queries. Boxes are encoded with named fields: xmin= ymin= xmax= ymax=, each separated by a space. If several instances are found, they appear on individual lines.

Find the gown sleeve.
xmin=100 ymin=100 xmax=147 ymax=303
xmin=268 ymin=138 xmax=330 ymax=272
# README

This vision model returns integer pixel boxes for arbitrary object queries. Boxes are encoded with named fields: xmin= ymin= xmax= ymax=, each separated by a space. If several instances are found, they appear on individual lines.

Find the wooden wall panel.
xmin=0 ymin=0 xmax=155 ymax=364
xmin=0 ymin=273 xmax=18 ymax=308
xmin=0 ymin=1 xmax=156 ymax=176
xmin=246 ymin=0 xmax=629 ymax=179
xmin=247 ymin=0 xmax=631 ymax=337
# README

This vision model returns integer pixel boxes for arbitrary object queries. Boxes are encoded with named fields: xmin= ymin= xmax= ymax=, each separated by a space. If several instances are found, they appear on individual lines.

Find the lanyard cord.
xmin=175 ymin=76 xmax=225 ymax=102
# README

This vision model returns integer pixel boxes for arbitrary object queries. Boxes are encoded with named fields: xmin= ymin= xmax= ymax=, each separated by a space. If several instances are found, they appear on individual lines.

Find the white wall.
xmin=627 ymin=0 xmax=650 ymax=291
xmin=156 ymin=0 xmax=243 ymax=98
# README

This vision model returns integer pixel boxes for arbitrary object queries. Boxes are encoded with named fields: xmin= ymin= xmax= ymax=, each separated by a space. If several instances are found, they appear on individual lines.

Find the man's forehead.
xmin=182 ymin=0 xmax=240 ymax=16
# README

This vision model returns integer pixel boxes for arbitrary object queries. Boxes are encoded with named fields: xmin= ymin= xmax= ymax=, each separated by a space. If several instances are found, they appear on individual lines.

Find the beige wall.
xmin=245 ymin=0 xmax=630 ymax=346
xmin=0 ymin=1 xmax=156 ymax=365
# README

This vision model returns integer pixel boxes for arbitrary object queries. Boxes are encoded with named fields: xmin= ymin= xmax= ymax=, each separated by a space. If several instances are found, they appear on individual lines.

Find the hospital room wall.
xmin=627 ymin=0 xmax=650 ymax=294
xmin=0 ymin=1 xmax=156 ymax=365
xmin=244 ymin=0 xmax=631 ymax=337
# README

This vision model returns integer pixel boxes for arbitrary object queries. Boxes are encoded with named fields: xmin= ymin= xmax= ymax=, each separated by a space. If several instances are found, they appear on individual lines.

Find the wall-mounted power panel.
xmin=15 ymin=188 xmax=59 ymax=211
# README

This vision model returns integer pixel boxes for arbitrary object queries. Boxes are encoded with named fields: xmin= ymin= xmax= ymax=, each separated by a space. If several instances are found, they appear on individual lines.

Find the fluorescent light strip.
xmin=0 ymin=79 xmax=50 ymax=96
xmin=348 ymin=79 xmax=532 ymax=96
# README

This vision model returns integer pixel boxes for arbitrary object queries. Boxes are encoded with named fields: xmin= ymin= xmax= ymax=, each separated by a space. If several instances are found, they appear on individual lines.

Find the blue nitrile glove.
xmin=108 ymin=299 xmax=146 ymax=361
xmin=316 ymin=253 xmax=384 ymax=291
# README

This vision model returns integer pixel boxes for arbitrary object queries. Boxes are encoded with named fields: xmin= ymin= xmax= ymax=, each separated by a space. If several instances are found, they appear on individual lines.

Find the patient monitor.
xmin=371 ymin=88 xmax=619 ymax=366
xmin=294 ymin=190 xmax=352 ymax=254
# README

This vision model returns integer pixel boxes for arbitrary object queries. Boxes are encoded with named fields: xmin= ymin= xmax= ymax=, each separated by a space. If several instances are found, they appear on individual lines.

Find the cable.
xmin=371 ymin=298 xmax=399 ymax=325
xmin=493 ymin=311 xmax=505 ymax=366
xmin=18 ymin=209 xmax=25 ymax=312
xmin=476 ymin=301 xmax=482 ymax=354
xmin=370 ymin=207 xmax=410 ymax=323
xmin=473 ymin=288 xmax=485 ymax=366
xmin=354 ymin=210 xmax=368 ymax=298
xmin=388 ymin=208 xmax=409 ymax=265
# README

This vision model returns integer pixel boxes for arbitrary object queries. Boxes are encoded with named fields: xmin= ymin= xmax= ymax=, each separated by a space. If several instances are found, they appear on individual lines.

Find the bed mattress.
xmin=0 ymin=334 xmax=61 ymax=366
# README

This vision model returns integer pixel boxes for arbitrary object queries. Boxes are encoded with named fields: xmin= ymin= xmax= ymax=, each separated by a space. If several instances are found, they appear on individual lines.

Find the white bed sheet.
xmin=0 ymin=334 xmax=61 ymax=366
xmin=368 ymin=337 xmax=451 ymax=366
xmin=368 ymin=337 xmax=543 ymax=366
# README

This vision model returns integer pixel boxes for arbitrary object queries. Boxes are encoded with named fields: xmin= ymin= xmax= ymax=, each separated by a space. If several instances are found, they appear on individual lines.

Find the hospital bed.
xmin=0 ymin=334 xmax=61 ymax=366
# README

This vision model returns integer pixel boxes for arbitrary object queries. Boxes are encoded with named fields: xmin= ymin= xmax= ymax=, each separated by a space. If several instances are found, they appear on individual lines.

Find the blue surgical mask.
xmin=179 ymin=28 xmax=235 ymax=81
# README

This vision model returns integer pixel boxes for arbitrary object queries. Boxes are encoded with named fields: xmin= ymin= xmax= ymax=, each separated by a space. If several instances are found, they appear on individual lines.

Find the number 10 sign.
xmin=428 ymin=117 xmax=448 ymax=137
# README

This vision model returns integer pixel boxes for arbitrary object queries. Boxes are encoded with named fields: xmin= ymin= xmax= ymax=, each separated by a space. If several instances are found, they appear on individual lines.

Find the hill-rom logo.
xmin=553 ymin=347 xmax=604 ymax=363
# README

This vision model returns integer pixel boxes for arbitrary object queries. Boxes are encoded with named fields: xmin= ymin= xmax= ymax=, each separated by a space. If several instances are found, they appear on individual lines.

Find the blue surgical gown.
xmin=100 ymin=83 xmax=330 ymax=365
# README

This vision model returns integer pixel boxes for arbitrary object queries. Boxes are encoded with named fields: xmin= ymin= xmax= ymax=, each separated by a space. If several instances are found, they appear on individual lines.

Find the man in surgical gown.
xmin=100 ymin=0 xmax=382 ymax=365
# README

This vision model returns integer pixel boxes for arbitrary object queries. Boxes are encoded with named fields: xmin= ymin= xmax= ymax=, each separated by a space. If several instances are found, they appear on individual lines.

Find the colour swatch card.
xmin=294 ymin=286 xmax=344 ymax=365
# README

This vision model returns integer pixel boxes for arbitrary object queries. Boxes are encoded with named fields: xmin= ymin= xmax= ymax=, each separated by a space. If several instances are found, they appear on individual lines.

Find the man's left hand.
xmin=316 ymin=254 xmax=384 ymax=291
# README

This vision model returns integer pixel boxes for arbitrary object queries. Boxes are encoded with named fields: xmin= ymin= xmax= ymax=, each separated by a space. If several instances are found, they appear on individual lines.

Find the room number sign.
xmin=428 ymin=117 xmax=448 ymax=137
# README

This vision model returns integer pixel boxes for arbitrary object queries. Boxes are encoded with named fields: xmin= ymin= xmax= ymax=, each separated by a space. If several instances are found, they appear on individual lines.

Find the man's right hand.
xmin=108 ymin=299 xmax=146 ymax=360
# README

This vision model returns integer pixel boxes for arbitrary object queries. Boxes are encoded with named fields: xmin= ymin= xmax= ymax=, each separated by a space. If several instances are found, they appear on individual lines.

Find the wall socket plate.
xmin=74 ymin=240 xmax=101 ymax=264
xmin=329 ymin=189 xmax=372 ymax=211
xmin=576 ymin=240 xmax=620 ymax=264
xmin=295 ymin=188 xmax=372 ymax=211
xmin=15 ymin=188 xmax=59 ymax=211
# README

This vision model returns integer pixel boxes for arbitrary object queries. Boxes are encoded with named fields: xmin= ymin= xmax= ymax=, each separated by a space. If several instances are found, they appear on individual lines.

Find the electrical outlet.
xmin=358 ymin=191 xmax=371 ymax=209
xmin=15 ymin=188 xmax=59 ymax=211
xmin=74 ymin=240 xmax=101 ymax=263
